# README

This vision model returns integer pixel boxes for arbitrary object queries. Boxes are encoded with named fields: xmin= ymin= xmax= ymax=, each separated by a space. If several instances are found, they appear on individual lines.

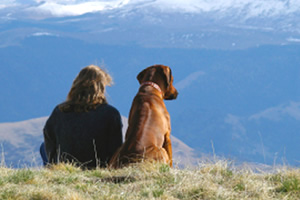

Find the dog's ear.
xmin=161 ymin=66 xmax=172 ymax=89
xmin=137 ymin=66 xmax=156 ymax=84
xmin=137 ymin=68 xmax=147 ymax=84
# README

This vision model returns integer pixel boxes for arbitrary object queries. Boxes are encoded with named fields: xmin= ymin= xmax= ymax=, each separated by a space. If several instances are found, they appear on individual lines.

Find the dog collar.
xmin=141 ymin=81 xmax=162 ymax=94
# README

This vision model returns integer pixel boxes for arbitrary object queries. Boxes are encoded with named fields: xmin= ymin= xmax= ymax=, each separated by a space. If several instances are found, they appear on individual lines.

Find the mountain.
xmin=0 ymin=0 xmax=300 ymax=166
xmin=0 ymin=116 xmax=199 ymax=168
xmin=0 ymin=117 xmax=48 ymax=167
xmin=3 ymin=0 xmax=300 ymax=20
xmin=1 ymin=0 xmax=300 ymax=49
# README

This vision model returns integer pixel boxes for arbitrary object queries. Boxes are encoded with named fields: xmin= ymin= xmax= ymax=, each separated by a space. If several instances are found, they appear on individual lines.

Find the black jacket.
xmin=43 ymin=103 xmax=123 ymax=168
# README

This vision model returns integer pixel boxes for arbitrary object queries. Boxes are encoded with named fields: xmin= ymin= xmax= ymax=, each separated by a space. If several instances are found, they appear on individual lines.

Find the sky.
xmin=1 ymin=0 xmax=300 ymax=18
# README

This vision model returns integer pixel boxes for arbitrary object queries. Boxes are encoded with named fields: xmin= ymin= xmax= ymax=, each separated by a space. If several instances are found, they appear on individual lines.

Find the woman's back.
xmin=42 ymin=65 xmax=123 ymax=169
xmin=44 ymin=104 xmax=122 ymax=168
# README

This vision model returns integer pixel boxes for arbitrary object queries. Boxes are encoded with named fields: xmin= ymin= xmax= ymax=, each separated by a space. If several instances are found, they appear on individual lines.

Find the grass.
xmin=0 ymin=160 xmax=299 ymax=200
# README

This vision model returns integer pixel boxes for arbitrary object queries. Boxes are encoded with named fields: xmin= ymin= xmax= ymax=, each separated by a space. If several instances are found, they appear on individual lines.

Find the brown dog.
xmin=109 ymin=64 xmax=178 ymax=168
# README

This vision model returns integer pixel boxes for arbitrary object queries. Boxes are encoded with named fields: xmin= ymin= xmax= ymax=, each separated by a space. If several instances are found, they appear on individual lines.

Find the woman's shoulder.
xmin=50 ymin=105 xmax=64 ymax=118
xmin=44 ymin=105 xmax=62 ymax=126
xmin=53 ymin=104 xmax=63 ymax=113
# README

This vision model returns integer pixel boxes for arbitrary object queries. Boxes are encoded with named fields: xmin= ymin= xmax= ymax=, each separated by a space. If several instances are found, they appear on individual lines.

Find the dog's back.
xmin=109 ymin=65 xmax=178 ymax=168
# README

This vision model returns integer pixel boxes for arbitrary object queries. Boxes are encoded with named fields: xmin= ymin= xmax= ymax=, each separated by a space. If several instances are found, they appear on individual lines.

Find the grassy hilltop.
xmin=0 ymin=161 xmax=300 ymax=200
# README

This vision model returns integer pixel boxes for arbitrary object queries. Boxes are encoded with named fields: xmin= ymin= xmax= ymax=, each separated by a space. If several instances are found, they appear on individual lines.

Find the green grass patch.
xmin=0 ymin=161 xmax=299 ymax=200
xmin=278 ymin=176 xmax=300 ymax=193
xmin=7 ymin=169 xmax=34 ymax=184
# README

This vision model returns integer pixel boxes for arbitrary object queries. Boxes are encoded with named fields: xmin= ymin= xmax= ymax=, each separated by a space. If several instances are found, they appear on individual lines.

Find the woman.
xmin=41 ymin=65 xmax=123 ymax=169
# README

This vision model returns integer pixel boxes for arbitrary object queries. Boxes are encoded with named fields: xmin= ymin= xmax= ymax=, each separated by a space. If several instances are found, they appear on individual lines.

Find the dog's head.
xmin=137 ymin=64 xmax=178 ymax=100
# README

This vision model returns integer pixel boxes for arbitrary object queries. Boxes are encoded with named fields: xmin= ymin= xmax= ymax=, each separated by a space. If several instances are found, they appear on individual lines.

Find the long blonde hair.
xmin=59 ymin=65 xmax=113 ymax=112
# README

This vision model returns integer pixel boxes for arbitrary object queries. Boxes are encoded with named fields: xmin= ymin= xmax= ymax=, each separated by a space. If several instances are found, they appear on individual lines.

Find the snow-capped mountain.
xmin=1 ymin=0 xmax=300 ymax=49
xmin=2 ymin=0 xmax=300 ymax=19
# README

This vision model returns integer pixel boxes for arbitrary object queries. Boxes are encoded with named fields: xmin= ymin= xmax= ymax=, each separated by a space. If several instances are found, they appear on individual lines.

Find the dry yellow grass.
xmin=0 ymin=160 xmax=299 ymax=200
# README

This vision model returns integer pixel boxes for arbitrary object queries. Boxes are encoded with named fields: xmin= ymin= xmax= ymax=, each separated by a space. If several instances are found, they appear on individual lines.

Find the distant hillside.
xmin=1 ymin=37 xmax=300 ymax=166
xmin=0 ymin=116 xmax=199 ymax=168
